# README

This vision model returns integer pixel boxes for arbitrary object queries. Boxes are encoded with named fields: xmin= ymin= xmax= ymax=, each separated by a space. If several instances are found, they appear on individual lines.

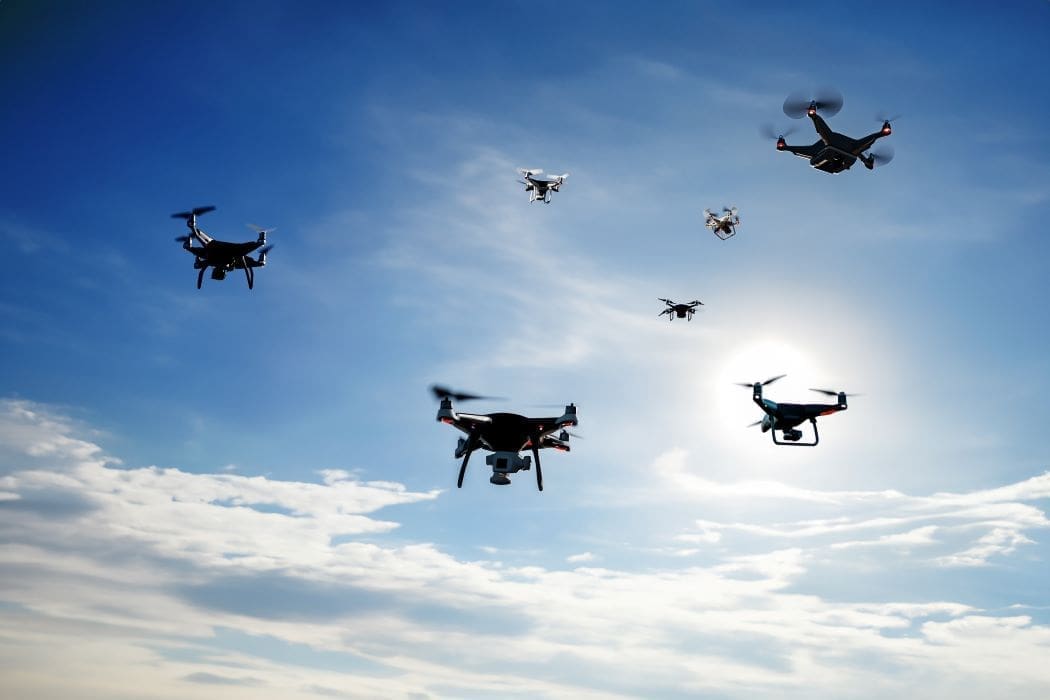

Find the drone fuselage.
xmin=779 ymin=111 xmax=891 ymax=173
xmin=181 ymin=229 xmax=269 ymax=289
xmin=437 ymin=399 xmax=577 ymax=489
xmin=751 ymin=384 xmax=847 ymax=446
xmin=705 ymin=215 xmax=739 ymax=240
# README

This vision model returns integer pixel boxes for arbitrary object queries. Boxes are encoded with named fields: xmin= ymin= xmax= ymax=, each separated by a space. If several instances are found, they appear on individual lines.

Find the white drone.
xmin=517 ymin=168 xmax=569 ymax=203
xmin=704 ymin=206 xmax=740 ymax=240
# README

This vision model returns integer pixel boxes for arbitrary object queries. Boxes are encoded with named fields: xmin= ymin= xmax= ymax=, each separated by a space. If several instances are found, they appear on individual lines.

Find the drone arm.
xmin=808 ymin=111 xmax=834 ymax=142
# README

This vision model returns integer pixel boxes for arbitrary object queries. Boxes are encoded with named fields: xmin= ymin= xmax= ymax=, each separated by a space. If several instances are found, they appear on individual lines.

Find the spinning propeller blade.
xmin=171 ymin=205 xmax=216 ymax=220
xmin=810 ymin=388 xmax=861 ymax=397
xmin=517 ymin=167 xmax=542 ymax=176
xmin=735 ymin=374 xmax=786 ymax=388
xmin=247 ymin=224 xmax=277 ymax=236
xmin=783 ymin=87 xmax=843 ymax=119
xmin=747 ymin=419 xmax=764 ymax=428
xmin=430 ymin=384 xmax=503 ymax=402
xmin=174 ymin=235 xmax=191 ymax=243
xmin=760 ymin=123 xmax=798 ymax=140
xmin=259 ymin=245 xmax=274 ymax=255
xmin=870 ymin=145 xmax=895 ymax=167
xmin=875 ymin=112 xmax=903 ymax=123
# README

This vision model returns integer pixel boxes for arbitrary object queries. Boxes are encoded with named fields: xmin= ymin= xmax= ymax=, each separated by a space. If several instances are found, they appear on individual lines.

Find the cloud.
xmin=658 ymin=447 xmax=1050 ymax=568
xmin=3 ymin=399 xmax=1050 ymax=698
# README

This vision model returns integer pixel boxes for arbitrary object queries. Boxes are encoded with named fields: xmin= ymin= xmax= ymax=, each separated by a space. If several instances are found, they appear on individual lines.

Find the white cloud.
xmin=660 ymin=447 xmax=1050 ymax=568
xmin=3 ymin=399 xmax=1050 ymax=699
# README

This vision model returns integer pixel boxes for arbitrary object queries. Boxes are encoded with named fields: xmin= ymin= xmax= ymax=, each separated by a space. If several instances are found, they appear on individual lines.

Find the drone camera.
xmin=782 ymin=428 xmax=803 ymax=441
xmin=485 ymin=452 xmax=531 ymax=483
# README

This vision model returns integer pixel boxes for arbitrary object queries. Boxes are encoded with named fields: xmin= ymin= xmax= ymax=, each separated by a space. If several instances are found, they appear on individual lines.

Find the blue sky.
xmin=2 ymin=1 xmax=1050 ymax=697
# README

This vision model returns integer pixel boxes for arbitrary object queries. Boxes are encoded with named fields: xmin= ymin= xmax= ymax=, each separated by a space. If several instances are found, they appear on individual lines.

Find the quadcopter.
xmin=737 ymin=375 xmax=854 ymax=446
xmin=658 ymin=298 xmax=703 ymax=321
xmin=765 ymin=88 xmax=896 ymax=173
xmin=704 ymin=207 xmax=740 ymax=240
xmin=431 ymin=385 xmax=578 ymax=491
xmin=173 ymin=206 xmax=274 ymax=289
xmin=517 ymin=168 xmax=569 ymax=203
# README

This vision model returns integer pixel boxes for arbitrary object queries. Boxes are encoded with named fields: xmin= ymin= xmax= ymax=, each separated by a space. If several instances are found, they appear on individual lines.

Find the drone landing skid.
xmin=771 ymin=419 xmax=820 ymax=447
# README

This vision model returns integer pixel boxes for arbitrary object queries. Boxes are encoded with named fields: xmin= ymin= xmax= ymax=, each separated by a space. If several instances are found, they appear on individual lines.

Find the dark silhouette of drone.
xmin=431 ymin=385 xmax=578 ymax=491
xmin=738 ymin=375 xmax=855 ymax=446
xmin=173 ymin=206 xmax=274 ymax=289
xmin=659 ymin=298 xmax=703 ymax=321
xmin=765 ymin=88 xmax=896 ymax=173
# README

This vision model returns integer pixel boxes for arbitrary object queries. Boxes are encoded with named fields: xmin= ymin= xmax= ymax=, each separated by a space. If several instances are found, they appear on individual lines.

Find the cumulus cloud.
xmin=3 ymin=400 xmax=1050 ymax=699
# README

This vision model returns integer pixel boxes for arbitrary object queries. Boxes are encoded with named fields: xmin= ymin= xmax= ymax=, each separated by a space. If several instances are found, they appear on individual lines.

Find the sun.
xmin=706 ymin=337 xmax=823 ymax=439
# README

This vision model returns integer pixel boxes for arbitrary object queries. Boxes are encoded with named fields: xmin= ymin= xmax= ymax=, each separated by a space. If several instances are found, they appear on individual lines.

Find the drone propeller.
xmin=517 ymin=168 xmax=543 ymax=177
xmin=869 ymin=144 xmax=895 ymax=167
xmin=430 ymin=384 xmax=503 ymax=402
xmin=554 ymin=173 xmax=569 ymax=182
xmin=735 ymin=374 xmax=786 ymax=389
xmin=174 ymin=235 xmax=192 ymax=243
xmin=875 ymin=112 xmax=902 ymax=124
xmin=783 ymin=87 xmax=843 ymax=119
xmin=658 ymin=298 xmax=675 ymax=306
xmin=171 ymin=205 xmax=216 ymax=220
xmin=810 ymin=388 xmax=861 ymax=397
xmin=258 ymin=245 xmax=274 ymax=256
xmin=759 ymin=123 xmax=798 ymax=140
xmin=747 ymin=419 xmax=765 ymax=428
xmin=247 ymin=224 xmax=277 ymax=236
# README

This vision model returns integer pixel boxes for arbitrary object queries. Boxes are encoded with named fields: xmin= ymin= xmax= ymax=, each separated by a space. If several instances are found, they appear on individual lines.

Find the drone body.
xmin=173 ymin=206 xmax=274 ymax=290
xmin=740 ymin=375 xmax=852 ymax=446
xmin=772 ymin=89 xmax=895 ymax=173
xmin=517 ymin=168 xmax=569 ymax=203
xmin=658 ymin=298 xmax=703 ymax=321
xmin=704 ymin=207 xmax=740 ymax=240
xmin=432 ymin=386 xmax=578 ymax=491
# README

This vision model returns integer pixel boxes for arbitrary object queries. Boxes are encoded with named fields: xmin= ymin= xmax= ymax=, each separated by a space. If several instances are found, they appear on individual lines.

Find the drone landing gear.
xmin=197 ymin=267 xmax=206 ymax=289
xmin=243 ymin=258 xmax=254 ymax=290
xmin=772 ymin=418 xmax=819 ymax=447
xmin=531 ymin=443 xmax=543 ymax=492
xmin=457 ymin=449 xmax=472 ymax=488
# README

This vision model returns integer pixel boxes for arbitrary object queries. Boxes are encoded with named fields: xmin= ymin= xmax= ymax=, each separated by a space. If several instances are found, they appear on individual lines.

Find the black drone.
xmin=431 ymin=385 xmax=578 ymax=491
xmin=659 ymin=298 xmax=703 ymax=321
xmin=765 ymin=88 xmax=896 ymax=173
xmin=738 ymin=375 xmax=855 ymax=446
xmin=173 ymin=206 xmax=274 ymax=289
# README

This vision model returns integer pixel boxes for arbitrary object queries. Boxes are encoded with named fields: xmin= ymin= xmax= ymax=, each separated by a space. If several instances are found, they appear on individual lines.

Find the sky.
xmin=2 ymin=0 xmax=1050 ymax=697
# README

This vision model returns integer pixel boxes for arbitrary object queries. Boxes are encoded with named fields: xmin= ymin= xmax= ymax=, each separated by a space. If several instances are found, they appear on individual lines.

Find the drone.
xmin=431 ymin=385 xmax=578 ymax=491
xmin=658 ymin=298 xmax=703 ymax=321
xmin=517 ymin=168 xmax=569 ymax=203
xmin=173 ymin=206 xmax=274 ymax=289
xmin=704 ymin=207 xmax=740 ymax=240
xmin=765 ymin=88 xmax=896 ymax=173
xmin=737 ymin=375 xmax=854 ymax=446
